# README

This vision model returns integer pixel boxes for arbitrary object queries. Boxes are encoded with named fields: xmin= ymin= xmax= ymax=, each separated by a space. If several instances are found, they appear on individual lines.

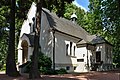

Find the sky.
xmin=73 ymin=0 xmax=89 ymax=12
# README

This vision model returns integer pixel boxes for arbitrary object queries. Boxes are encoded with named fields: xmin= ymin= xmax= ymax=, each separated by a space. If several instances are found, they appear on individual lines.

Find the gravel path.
xmin=0 ymin=71 xmax=120 ymax=80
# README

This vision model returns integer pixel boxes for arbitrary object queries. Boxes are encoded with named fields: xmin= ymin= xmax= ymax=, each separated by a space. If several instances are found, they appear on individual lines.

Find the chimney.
xmin=71 ymin=13 xmax=77 ymax=23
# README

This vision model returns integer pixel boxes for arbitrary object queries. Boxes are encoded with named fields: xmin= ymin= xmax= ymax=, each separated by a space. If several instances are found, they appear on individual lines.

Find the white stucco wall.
xmin=40 ymin=10 xmax=53 ymax=58
xmin=18 ymin=4 xmax=53 ymax=66
xmin=75 ymin=46 xmax=92 ymax=72
xmin=19 ymin=2 xmax=36 ymax=37
xmin=27 ymin=2 xmax=36 ymax=23
xmin=96 ymin=43 xmax=113 ymax=64
xmin=39 ymin=11 xmax=81 ymax=72
xmin=96 ymin=44 xmax=105 ymax=62
xmin=20 ymin=20 xmax=30 ymax=37
xmin=54 ymin=32 xmax=78 ymax=72
xmin=104 ymin=43 xmax=113 ymax=64
xmin=95 ymin=43 xmax=113 ymax=71
xmin=18 ymin=49 xmax=23 ymax=65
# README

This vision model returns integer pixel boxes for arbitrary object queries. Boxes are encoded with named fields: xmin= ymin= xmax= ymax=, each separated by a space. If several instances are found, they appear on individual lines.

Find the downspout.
xmin=52 ymin=30 xmax=55 ymax=70
xmin=87 ymin=44 xmax=89 ymax=71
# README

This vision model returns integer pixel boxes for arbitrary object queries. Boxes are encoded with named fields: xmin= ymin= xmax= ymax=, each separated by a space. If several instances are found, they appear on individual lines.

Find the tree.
xmin=100 ymin=0 xmax=120 ymax=67
xmin=86 ymin=0 xmax=103 ymax=35
xmin=42 ymin=0 xmax=74 ymax=17
xmin=29 ymin=0 xmax=74 ymax=79
xmin=0 ymin=0 xmax=75 ymax=78
xmin=88 ymin=0 xmax=120 ymax=67
xmin=63 ymin=3 xmax=87 ymax=28
xmin=63 ymin=2 xmax=103 ymax=35
xmin=29 ymin=0 xmax=42 ymax=79
xmin=0 ymin=30 xmax=8 ymax=70
xmin=0 ymin=1 xmax=11 ymax=69
xmin=0 ymin=7 xmax=8 ymax=70
xmin=6 ymin=0 xmax=20 ymax=77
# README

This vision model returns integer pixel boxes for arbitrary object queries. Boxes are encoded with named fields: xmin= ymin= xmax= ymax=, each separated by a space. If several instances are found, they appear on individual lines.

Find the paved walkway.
xmin=0 ymin=71 xmax=120 ymax=80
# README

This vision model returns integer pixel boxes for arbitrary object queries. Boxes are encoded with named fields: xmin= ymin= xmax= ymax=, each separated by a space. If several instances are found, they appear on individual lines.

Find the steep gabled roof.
xmin=77 ymin=35 xmax=96 ymax=44
xmin=42 ymin=8 xmax=90 ymax=41
xmin=22 ymin=3 xmax=112 ymax=46
xmin=77 ymin=35 xmax=113 ymax=46
xmin=20 ymin=2 xmax=90 ymax=43
xmin=91 ymin=36 xmax=113 ymax=46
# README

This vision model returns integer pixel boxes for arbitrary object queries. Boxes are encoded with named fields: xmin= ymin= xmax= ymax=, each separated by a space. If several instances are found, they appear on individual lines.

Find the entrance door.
xmin=96 ymin=51 xmax=101 ymax=62
xmin=21 ymin=40 xmax=28 ymax=63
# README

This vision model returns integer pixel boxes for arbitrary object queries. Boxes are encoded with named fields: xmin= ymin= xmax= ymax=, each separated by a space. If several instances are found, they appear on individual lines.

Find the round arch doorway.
xmin=21 ymin=40 xmax=28 ymax=64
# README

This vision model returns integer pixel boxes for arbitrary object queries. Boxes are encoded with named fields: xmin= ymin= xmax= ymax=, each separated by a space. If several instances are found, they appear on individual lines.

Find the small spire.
xmin=71 ymin=13 xmax=77 ymax=23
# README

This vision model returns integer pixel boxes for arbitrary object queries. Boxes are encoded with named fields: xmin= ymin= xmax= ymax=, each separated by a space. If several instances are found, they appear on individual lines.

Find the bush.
xmin=20 ymin=52 xmax=68 ymax=75
xmin=56 ymin=68 xmax=67 ymax=74
xmin=44 ymin=69 xmax=58 ymax=75
xmin=0 ymin=64 xmax=6 ymax=71
xmin=24 ymin=51 xmax=52 ymax=74
xmin=0 ymin=61 xmax=4 ymax=71
xmin=38 ymin=53 xmax=52 ymax=67
xmin=39 ymin=66 xmax=48 ymax=74
xmin=38 ymin=52 xmax=52 ymax=74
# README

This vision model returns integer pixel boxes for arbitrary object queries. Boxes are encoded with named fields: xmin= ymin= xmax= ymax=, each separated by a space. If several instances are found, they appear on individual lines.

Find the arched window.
xmin=66 ymin=44 xmax=69 ymax=56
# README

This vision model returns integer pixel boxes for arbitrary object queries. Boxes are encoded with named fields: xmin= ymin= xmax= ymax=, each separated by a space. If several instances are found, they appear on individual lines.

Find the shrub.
xmin=56 ymin=68 xmax=67 ymax=74
xmin=0 ymin=64 xmax=6 ymax=71
xmin=24 ymin=51 xmax=52 ymax=74
xmin=38 ymin=52 xmax=52 ymax=74
xmin=44 ymin=69 xmax=58 ymax=75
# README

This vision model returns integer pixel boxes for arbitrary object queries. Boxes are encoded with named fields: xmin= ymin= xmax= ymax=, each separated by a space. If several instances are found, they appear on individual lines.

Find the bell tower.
xmin=71 ymin=13 xmax=77 ymax=23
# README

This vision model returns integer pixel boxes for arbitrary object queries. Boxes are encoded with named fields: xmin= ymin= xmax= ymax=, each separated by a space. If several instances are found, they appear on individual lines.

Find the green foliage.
xmin=16 ymin=0 xmax=33 ymax=30
xmin=63 ymin=3 xmax=87 ymax=29
xmin=38 ymin=52 xmax=52 ymax=74
xmin=63 ymin=0 xmax=119 ymax=68
xmin=63 ymin=2 xmax=103 ymax=36
xmin=85 ymin=0 xmax=103 ymax=35
xmin=64 ymin=3 xmax=78 ymax=20
xmin=100 ymin=0 xmax=120 ymax=67
xmin=25 ymin=52 xmax=52 ymax=74
xmin=0 ymin=6 xmax=9 ymax=70
xmin=56 ymin=68 xmax=67 ymax=74
xmin=1 ymin=64 xmax=6 ymax=71
xmin=0 ymin=33 xmax=8 ymax=71
xmin=88 ymin=0 xmax=120 ymax=67
xmin=25 ymin=52 xmax=67 ymax=75
xmin=36 ymin=0 xmax=75 ymax=17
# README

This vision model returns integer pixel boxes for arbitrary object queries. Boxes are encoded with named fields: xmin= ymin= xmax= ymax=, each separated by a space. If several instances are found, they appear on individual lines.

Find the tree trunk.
xmin=29 ymin=0 xmax=42 ymax=79
xmin=6 ymin=0 xmax=20 ymax=77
